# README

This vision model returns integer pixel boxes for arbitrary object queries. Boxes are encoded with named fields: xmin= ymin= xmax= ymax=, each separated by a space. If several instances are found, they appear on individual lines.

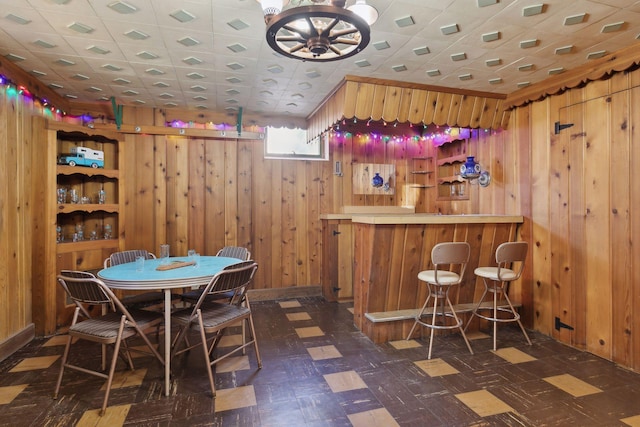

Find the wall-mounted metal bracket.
xmin=554 ymin=121 xmax=574 ymax=134
xmin=555 ymin=316 xmax=575 ymax=331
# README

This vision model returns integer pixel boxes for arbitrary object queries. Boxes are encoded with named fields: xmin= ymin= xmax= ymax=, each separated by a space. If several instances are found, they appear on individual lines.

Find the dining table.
xmin=97 ymin=255 xmax=242 ymax=396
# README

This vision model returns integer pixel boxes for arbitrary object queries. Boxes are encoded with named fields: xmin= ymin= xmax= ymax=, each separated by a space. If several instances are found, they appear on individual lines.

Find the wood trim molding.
xmin=0 ymin=324 xmax=34 ymax=363
xmin=504 ymin=42 xmax=640 ymax=109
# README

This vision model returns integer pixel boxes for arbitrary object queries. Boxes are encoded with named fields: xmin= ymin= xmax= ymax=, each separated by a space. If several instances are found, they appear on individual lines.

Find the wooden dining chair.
xmin=54 ymin=270 xmax=164 ymax=416
xmin=171 ymin=261 xmax=261 ymax=397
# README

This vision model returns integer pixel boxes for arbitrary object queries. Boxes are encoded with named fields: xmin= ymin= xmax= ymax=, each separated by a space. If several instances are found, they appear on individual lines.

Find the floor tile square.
xmin=348 ymin=407 xmax=400 ymax=427
xmin=43 ymin=335 xmax=70 ymax=347
xmin=219 ymin=333 xmax=243 ymax=347
xmin=286 ymin=312 xmax=311 ymax=321
xmin=466 ymin=331 xmax=491 ymax=340
xmin=543 ymin=374 xmax=602 ymax=397
xmin=279 ymin=300 xmax=301 ymax=308
xmin=76 ymin=404 xmax=131 ymax=425
xmin=324 ymin=370 xmax=367 ymax=393
xmin=217 ymin=355 xmax=250 ymax=373
xmin=389 ymin=339 xmax=422 ymax=350
xmin=494 ymin=347 xmax=537 ymax=364
xmin=414 ymin=358 xmax=460 ymax=377
xmin=9 ymin=355 xmax=59 ymax=372
xmin=622 ymin=414 xmax=640 ymax=426
xmin=455 ymin=389 xmax=515 ymax=417
xmin=101 ymin=368 xmax=147 ymax=390
xmin=215 ymin=385 xmax=257 ymax=412
xmin=295 ymin=326 xmax=324 ymax=338
xmin=0 ymin=384 xmax=28 ymax=404
xmin=307 ymin=345 xmax=342 ymax=360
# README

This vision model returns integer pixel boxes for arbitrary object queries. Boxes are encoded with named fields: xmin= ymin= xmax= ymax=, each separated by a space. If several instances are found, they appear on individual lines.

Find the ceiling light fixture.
xmin=257 ymin=0 xmax=377 ymax=62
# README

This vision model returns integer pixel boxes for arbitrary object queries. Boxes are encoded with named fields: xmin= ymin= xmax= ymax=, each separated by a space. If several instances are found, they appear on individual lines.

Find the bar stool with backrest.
xmin=406 ymin=242 xmax=474 ymax=359
xmin=464 ymin=241 xmax=532 ymax=351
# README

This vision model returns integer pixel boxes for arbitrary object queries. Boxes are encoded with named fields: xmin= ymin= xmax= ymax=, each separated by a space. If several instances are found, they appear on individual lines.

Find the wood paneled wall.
xmin=0 ymin=87 xmax=39 ymax=356
xmin=514 ymin=69 xmax=640 ymax=372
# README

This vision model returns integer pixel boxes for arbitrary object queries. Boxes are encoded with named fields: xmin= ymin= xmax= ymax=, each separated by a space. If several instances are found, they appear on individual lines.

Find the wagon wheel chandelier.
xmin=258 ymin=0 xmax=378 ymax=62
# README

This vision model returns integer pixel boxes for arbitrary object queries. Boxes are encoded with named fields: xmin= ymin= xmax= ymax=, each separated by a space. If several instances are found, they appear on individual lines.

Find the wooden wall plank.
xmin=566 ymin=90 xmax=587 ymax=349
xmin=609 ymin=73 xmax=632 ymax=366
xmin=381 ymin=86 xmax=402 ymax=123
xmin=355 ymin=83 xmax=376 ymax=121
xmin=433 ymin=92 xmax=453 ymax=126
xmin=529 ymin=99 xmax=553 ymax=335
xmin=583 ymin=79 xmax=612 ymax=360
xmin=549 ymin=92 xmax=572 ymax=343
xmin=630 ymin=72 xmax=640 ymax=372
xmin=397 ymin=88 xmax=414 ymax=123
xmin=407 ymin=89 xmax=428 ymax=124
xmin=188 ymin=138 xmax=206 ymax=254
xmin=205 ymin=138 xmax=226 ymax=254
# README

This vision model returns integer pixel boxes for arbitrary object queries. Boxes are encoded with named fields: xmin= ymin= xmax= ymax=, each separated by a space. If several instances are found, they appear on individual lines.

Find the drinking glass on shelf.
xmin=98 ymin=188 xmax=106 ymax=204
xmin=450 ymin=185 xmax=457 ymax=197
xmin=103 ymin=224 xmax=112 ymax=239
xmin=57 ymin=188 xmax=67 ymax=204
xmin=160 ymin=244 xmax=170 ymax=264
xmin=458 ymin=184 xmax=465 ymax=197
xmin=69 ymin=188 xmax=79 ymax=204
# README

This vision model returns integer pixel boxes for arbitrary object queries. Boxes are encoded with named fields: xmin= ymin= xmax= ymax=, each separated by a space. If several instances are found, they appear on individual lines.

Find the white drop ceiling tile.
xmin=88 ymin=0 xmax=158 ymax=24
xmin=148 ymin=0 xmax=215 ymax=32
xmin=100 ymin=20 xmax=165 ymax=44
xmin=15 ymin=0 xmax=96 ymax=16
xmin=374 ymin=4 xmax=444 ymax=36
xmin=211 ymin=7 xmax=264 ymax=37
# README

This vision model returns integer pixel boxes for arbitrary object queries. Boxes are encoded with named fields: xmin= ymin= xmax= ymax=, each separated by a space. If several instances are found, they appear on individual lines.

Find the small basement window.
xmin=264 ymin=127 xmax=327 ymax=160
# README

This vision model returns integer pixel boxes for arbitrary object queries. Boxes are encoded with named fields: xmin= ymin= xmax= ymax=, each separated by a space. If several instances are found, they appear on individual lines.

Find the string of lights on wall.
xmin=0 ymin=74 xmax=65 ymax=119
xmin=2 ymin=73 xmax=496 ymax=145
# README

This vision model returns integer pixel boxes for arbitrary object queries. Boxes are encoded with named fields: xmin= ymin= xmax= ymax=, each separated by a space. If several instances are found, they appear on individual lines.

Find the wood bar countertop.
xmin=350 ymin=213 xmax=523 ymax=225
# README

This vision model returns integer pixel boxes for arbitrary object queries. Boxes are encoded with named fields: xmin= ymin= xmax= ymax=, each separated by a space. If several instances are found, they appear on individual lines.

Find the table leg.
xmin=164 ymin=289 xmax=171 ymax=396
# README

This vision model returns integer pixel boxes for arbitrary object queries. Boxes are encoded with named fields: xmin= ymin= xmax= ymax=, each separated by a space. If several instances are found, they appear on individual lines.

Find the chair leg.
xmin=406 ymin=292 xmax=433 ymax=340
xmin=464 ymin=287 xmax=489 ymax=333
xmin=502 ymin=288 xmax=532 ymax=346
xmin=493 ymin=282 xmax=498 ymax=351
xmin=446 ymin=297 xmax=473 ymax=355
xmin=101 ymin=321 xmax=127 ymax=416
xmin=427 ymin=294 xmax=439 ymax=360
xmin=196 ymin=311 xmax=216 ymax=398
xmin=246 ymin=313 xmax=262 ymax=368
xmin=53 ymin=335 xmax=73 ymax=399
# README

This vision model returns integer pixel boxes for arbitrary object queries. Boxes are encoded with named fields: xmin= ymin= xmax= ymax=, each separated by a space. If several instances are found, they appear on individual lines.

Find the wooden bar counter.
xmin=350 ymin=214 xmax=524 ymax=343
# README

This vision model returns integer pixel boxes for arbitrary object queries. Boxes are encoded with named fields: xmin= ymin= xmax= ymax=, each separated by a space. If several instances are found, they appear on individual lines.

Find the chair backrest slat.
xmin=216 ymin=246 xmax=251 ymax=261
xmin=193 ymin=261 xmax=258 ymax=311
xmin=104 ymin=249 xmax=155 ymax=268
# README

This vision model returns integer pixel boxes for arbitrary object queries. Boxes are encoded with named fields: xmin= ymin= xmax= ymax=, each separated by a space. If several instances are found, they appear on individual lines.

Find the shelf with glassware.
xmin=55 ymin=128 xmax=122 ymax=249
xmin=409 ymin=157 xmax=435 ymax=188
xmin=436 ymin=138 xmax=469 ymax=200
xmin=31 ymin=117 xmax=126 ymax=334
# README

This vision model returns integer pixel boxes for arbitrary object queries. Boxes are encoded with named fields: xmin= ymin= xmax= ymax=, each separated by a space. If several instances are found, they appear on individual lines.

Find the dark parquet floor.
xmin=1 ymin=297 xmax=640 ymax=426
